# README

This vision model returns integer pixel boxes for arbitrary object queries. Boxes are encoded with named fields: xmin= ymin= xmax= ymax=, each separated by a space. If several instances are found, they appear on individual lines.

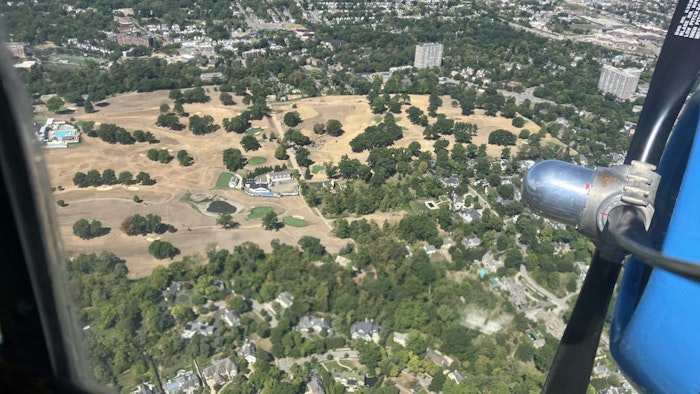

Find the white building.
xmin=414 ymin=43 xmax=443 ymax=69
xmin=597 ymin=65 xmax=641 ymax=100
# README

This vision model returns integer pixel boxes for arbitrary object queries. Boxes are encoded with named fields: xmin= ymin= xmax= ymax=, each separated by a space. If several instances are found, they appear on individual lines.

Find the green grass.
xmin=373 ymin=115 xmax=383 ymax=123
xmin=312 ymin=164 xmax=325 ymax=174
xmin=246 ymin=127 xmax=264 ymax=135
xmin=215 ymin=172 xmax=234 ymax=188
xmin=408 ymin=200 xmax=429 ymax=214
xmin=248 ymin=206 xmax=274 ymax=219
xmin=49 ymin=54 xmax=106 ymax=65
xmin=249 ymin=156 xmax=267 ymax=165
xmin=283 ymin=216 xmax=308 ymax=227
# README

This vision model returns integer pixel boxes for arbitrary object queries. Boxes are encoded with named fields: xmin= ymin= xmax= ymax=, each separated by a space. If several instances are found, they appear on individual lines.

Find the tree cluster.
xmin=73 ymin=169 xmax=154 ymax=187
xmin=72 ymin=218 xmax=106 ymax=239
xmin=120 ymin=214 xmax=174 ymax=236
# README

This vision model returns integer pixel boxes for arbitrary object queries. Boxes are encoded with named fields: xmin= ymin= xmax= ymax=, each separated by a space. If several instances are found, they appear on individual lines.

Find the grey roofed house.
xmin=424 ymin=244 xmax=437 ymax=255
xmin=350 ymin=319 xmax=379 ymax=342
xmin=130 ymin=382 xmax=156 ymax=394
xmin=241 ymin=340 xmax=257 ymax=364
xmin=307 ymin=372 xmax=326 ymax=394
xmin=447 ymin=370 xmax=465 ymax=383
xmin=201 ymin=357 xmax=238 ymax=387
xmin=440 ymin=176 xmax=460 ymax=187
xmin=164 ymin=371 xmax=201 ymax=394
xmin=276 ymin=291 xmax=295 ymax=309
xmin=267 ymin=169 xmax=293 ymax=183
xmin=426 ymin=348 xmax=453 ymax=367
xmin=296 ymin=316 xmax=332 ymax=333
xmin=462 ymin=237 xmax=482 ymax=248
xmin=222 ymin=310 xmax=240 ymax=327
xmin=459 ymin=209 xmax=481 ymax=223
xmin=162 ymin=281 xmax=182 ymax=300
xmin=181 ymin=321 xmax=216 ymax=339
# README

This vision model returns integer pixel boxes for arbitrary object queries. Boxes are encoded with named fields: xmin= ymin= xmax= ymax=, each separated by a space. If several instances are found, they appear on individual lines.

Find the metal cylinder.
xmin=523 ymin=160 xmax=595 ymax=227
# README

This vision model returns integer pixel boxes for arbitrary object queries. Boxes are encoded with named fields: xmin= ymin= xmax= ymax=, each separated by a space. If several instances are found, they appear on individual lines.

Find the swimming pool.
xmin=54 ymin=129 xmax=75 ymax=138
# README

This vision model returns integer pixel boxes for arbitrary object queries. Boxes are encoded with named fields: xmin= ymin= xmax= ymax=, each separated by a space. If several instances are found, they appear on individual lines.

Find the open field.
xmin=247 ymin=206 xmax=274 ymax=219
xmin=42 ymin=90 xmax=568 ymax=278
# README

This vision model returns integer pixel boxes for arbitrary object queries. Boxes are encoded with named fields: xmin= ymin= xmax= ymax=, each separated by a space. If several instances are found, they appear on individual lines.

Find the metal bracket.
xmin=578 ymin=161 xmax=661 ymax=242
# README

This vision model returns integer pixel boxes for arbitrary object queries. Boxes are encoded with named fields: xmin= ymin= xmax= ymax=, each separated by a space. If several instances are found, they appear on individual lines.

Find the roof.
xmin=296 ymin=316 xmax=331 ymax=331
xmin=351 ymin=320 xmax=379 ymax=338
xmin=201 ymin=357 xmax=237 ymax=383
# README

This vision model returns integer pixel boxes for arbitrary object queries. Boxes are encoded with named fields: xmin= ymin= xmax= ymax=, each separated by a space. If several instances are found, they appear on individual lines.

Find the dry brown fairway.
xmin=44 ymin=91 xmax=563 ymax=277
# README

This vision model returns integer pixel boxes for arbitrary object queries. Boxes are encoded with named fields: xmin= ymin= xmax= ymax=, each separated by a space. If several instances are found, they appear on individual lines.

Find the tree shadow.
xmin=96 ymin=102 xmax=110 ymax=107
xmin=97 ymin=227 xmax=111 ymax=237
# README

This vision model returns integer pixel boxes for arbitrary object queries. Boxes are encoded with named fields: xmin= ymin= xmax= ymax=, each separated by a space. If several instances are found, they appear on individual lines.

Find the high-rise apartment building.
xmin=414 ymin=43 xmax=444 ymax=69
xmin=597 ymin=65 xmax=641 ymax=100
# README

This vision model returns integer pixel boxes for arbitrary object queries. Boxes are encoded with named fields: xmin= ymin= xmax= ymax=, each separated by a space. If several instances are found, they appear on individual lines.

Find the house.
xmin=307 ymin=371 xmax=326 ymax=394
xmin=296 ymin=316 xmax=332 ymax=334
xmin=447 ymin=370 xmax=465 ymax=383
xmin=276 ymin=291 xmax=295 ymax=309
xmin=351 ymin=319 xmax=379 ymax=342
xmin=241 ymin=340 xmax=257 ymax=364
xmin=424 ymin=244 xmax=437 ymax=255
xmin=222 ymin=310 xmax=240 ymax=327
xmin=267 ymin=170 xmax=293 ymax=183
xmin=451 ymin=193 xmax=465 ymax=211
xmin=459 ymin=209 xmax=480 ymax=223
xmin=130 ymin=382 xmax=156 ymax=394
xmin=200 ymin=72 xmax=223 ymax=83
xmin=181 ymin=321 xmax=216 ymax=339
xmin=162 ymin=281 xmax=182 ymax=301
xmin=164 ymin=371 xmax=201 ymax=394
xmin=201 ymin=357 xmax=238 ymax=388
xmin=335 ymin=255 xmax=351 ymax=267
xmin=440 ymin=176 xmax=460 ymax=188
xmin=364 ymin=376 xmax=379 ymax=387
xmin=393 ymin=332 xmax=408 ymax=347
xmin=321 ymin=39 xmax=346 ymax=51
xmin=426 ymin=348 xmax=453 ymax=367
xmin=462 ymin=237 xmax=482 ymax=249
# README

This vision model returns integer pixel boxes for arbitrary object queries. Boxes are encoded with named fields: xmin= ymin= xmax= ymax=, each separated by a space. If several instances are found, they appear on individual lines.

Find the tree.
xmin=188 ymin=114 xmax=217 ymax=135
xmin=73 ymin=172 xmax=88 ymax=187
xmin=241 ymin=135 xmax=261 ymax=151
xmin=298 ymin=236 xmax=326 ymax=259
xmin=220 ymin=92 xmax=235 ymax=105
xmin=512 ymin=116 xmax=526 ymax=128
xmin=157 ymin=113 xmax=184 ymax=130
xmin=488 ymin=129 xmax=517 ymax=146
xmin=57 ymin=200 xmax=67 ymax=207
xmin=159 ymin=103 xmax=170 ymax=113
xmin=177 ymin=150 xmax=194 ymax=166
xmin=118 ymin=171 xmax=134 ymax=184
xmin=326 ymin=119 xmax=344 ymax=136
xmin=262 ymin=211 xmax=279 ymax=230
xmin=313 ymin=123 xmax=326 ymax=134
xmin=149 ymin=240 xmax=179 ymax=259
xmin=274 ymin=146 xmax=289 ymax=160
xmin=295 ymin=147 xmax=311 ymax=167
xmin=46 ymin=96 xmax=64 ymax=112
xmin=136 ymin=171 xmax=153 ymax=185
xmin=101 ymin=169 xmax=117 ymax=185
xmin=73 ymin=218 xmax=104 ymax=239
xmin=223 ymin=148 xmax=247 ymax=171
xmin=217 ymin=213 xmax=238 ymax=229
xmin=84 ymin=100 xmax=95 ymax=113
xmin=223 ymin=113 xmax=251 ymax=133
xmin=283 ymin=111 xmax=302 ymax=127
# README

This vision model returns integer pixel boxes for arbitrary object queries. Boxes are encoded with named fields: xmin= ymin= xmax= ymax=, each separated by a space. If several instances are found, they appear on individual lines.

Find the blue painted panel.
xmin=611 ymin=94 xmax=700 ymax=392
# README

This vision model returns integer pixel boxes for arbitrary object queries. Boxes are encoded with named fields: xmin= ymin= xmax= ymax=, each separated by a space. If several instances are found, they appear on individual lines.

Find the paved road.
xmin=518 ymin=265 xmax=568 ymax=315
xmin=277 ymin=349 xmax=359 ymax=373
xmin=251 ymin=299 xmax=278 ymax=328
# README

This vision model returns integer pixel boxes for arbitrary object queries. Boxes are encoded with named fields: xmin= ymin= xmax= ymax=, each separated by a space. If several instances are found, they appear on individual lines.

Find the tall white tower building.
xmin=414 ymin=43 xmax=444 ymax=69
xmin=597 ymin=65 xmax=641 ymax=100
